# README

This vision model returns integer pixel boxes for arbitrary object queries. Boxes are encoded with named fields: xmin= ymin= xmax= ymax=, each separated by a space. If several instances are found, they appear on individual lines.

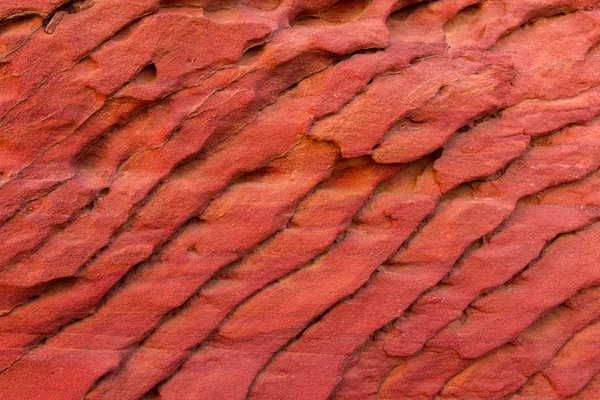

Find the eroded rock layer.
xmin=0 ymin=0 xmax=600 ymax=399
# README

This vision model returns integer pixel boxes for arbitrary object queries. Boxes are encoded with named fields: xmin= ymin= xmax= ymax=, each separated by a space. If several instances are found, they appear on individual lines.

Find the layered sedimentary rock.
xmin=1 ymin=0 xmax=600 ymax=399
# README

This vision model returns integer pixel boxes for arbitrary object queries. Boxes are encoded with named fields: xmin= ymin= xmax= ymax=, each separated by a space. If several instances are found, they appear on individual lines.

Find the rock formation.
xmin=0 ymin=0 xmax=600 ymax=398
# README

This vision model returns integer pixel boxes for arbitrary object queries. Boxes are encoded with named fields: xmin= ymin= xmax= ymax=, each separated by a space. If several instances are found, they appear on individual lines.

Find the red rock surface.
xmin=1 ymin=0 xmax=600 ymax=398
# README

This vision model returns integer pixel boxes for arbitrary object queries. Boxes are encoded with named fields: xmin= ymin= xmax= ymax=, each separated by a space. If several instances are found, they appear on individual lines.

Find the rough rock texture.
xmin=1 ymin=0 xmax=600 ymax=399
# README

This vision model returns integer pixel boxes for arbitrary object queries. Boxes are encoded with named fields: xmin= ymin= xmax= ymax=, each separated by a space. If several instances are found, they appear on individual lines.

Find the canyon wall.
xmin=1 ymin=0 xmax=600 ymax=398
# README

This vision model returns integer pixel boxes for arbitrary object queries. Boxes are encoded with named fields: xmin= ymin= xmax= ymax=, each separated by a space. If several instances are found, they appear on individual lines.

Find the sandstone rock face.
xmin=1 ymin=0 xmax=600 ymax=398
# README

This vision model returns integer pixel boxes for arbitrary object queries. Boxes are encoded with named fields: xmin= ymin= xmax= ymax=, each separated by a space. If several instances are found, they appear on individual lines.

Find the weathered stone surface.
xmin=1 ymin=0 xmax=600 ymax=399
